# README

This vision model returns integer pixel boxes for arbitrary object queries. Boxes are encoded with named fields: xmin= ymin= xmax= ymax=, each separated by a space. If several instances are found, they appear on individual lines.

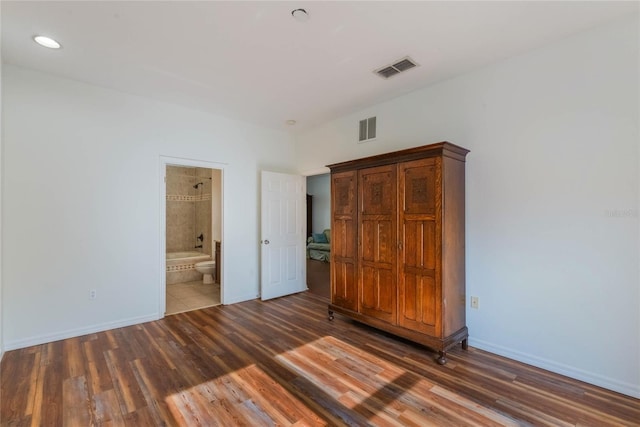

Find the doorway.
xmin=160 ymin=157 xmax=224 ymax=316
xmin=305 ymin=173 xmax=331 ymax=299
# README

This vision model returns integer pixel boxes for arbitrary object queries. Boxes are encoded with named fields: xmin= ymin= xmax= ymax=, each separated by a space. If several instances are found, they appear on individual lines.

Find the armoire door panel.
xmin=360 ymin=265 xmax=376 ymax=309
xmin=421 ymin=276 xmax=437 ymax=326
xmin=402 ymin=220 xmax=437 ymax=269
xmin=360 ymin=265 xmax=395 ymax=321
xmin=361 ymin=171 xmax=394 ymax=214
xmin=333 ymin=219 xmax=356 ymax=259
xmin=399 ymin=245 xmax=439 ymax=333
xmin=399 ymin=158 xmax=442 ymax=337
xmin=361 ymin=220 xmax=394 ymax=263
xmin=402 ymin=220 xmax=436 ymax=269
xmin=331 ymin=170 xmax=358 ymax=313
xmin=333 ymin=175 xmax=356 ymax=216
xmin=332 ymin=261 xmax=357 ymax=311
xmin=403 ymin=160 xmax=437 ymax=215
xmin=358 ymin=165 xmax=397 ymax=323
xmin=400 ymin=274 xmax=437 ymax=325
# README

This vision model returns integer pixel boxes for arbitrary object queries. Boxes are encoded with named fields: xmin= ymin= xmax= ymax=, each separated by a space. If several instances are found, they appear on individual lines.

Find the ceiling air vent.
xmin=374 ymin=56 xmax=418 ymax=79
xmin=359 ymin=116 xmax=377 ymax=143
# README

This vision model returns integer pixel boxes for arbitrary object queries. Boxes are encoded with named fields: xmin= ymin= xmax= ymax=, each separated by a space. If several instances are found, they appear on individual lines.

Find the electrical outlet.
xmin=470 ymin=296 xmax=479 ymax=309
xmin=89 ymin=289 xmax=97 ymax=300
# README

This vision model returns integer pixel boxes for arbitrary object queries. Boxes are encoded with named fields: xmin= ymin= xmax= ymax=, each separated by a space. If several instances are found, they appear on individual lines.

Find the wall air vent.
xmin=359 ymin=116 xmax=377 ymax=143
xmin=374 ymin=56 xmax=418 ymax=79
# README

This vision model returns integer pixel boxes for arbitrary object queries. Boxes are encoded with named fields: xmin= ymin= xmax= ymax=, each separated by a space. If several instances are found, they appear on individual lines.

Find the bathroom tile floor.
xmin=166 ymin=280 xmax=221 ymax=315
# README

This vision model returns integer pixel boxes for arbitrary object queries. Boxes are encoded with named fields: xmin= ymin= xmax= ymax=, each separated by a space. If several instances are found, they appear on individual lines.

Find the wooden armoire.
xmin=327 ymin=142 xmax=469 ymax=364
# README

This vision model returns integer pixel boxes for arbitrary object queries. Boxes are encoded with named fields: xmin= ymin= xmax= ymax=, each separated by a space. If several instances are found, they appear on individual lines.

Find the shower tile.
xmin=166 ymin=202 xmax=182 ymax=221
xmin=166 ymin=269 xmax=202 ymax=285
xmin=166 ymin=179 xmax=179 ymax=196
xmin=166 ymin=166 xmax=184 ymax=176
xmin=195 ymin=167 xmax=210 ymax=178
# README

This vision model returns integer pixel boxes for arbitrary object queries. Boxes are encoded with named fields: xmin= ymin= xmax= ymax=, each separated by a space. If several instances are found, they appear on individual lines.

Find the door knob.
xmin=264 ymin=239 xmax=270 ymax=245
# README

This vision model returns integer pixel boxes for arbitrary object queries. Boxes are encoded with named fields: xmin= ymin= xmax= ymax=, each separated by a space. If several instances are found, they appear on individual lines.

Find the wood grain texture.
xmin=331 ymin=170 xmax=359 ymax=312
xmin=358 ymin=164 xmax=397 ymax=324
xmin=2 ymin=292 xmax=638 ymax=426
xmin=329 ymin=142 xmax=469 ymax=362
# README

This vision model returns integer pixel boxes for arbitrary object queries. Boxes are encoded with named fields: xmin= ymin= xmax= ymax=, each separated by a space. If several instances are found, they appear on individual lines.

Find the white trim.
xmin=4 ymin=314 xmax=159 ymax=351
xmin=159 ymin=156 xmax=226 ymax=318
xmin=469 ymin=337 xmax=640 ymax=398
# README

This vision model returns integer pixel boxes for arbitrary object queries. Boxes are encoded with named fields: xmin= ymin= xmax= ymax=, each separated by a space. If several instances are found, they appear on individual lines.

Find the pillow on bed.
xmin=312 ymin=232 xmax=328 ymax=243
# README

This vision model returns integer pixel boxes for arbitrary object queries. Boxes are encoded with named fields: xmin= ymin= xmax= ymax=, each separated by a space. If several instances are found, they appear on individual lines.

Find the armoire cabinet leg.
xmin=437 ymin=351 xmax=447 ymax=365
xmin=328 ymin=309 xmax=334 ymax=321
xmin=462 ymin=338 xmax=468 ymax=350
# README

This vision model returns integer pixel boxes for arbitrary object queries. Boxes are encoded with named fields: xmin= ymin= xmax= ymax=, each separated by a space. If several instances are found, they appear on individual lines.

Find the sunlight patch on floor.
xmin=164 ymin=335 xmax=520 ymax=426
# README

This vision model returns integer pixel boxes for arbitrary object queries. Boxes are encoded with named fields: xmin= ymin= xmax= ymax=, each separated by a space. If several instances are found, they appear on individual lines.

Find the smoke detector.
xmin=291 ymin=9 xmax=310 ymax=22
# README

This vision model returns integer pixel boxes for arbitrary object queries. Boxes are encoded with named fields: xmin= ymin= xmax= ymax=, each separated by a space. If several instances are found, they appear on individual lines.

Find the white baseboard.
xmin=4 ymin=313 xmax=160 ymax=351
xmin=469 ymin=337 xmax=640 ymax=399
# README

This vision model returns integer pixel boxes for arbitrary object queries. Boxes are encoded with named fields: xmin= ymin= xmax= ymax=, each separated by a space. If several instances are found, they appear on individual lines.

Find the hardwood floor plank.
xmin=62 ymin=338 xmax=84 ymax=380
xmin=93 ymin=389 xmax=125 ymax=426
xmin=495 ymin=397 xmax=577 ymax=427
xmin=130 ymin=358 xmax=175 ymax=425
xmin=39 ymin=341 xmax=64 ymax=426
xmin=338 ymin=390 xmax=404 ymax=426
xmin=238 ymin=398 xmax=277 ymax=427
xmin=103 ymin=349 xmax=146 ymax=416
xmin=234 ymin=364 xmax=322 ymax=425
xmin=0 ymin=349 xmax=35 ymax=423
xmin=62 ymin=376 xmax=91 ymax=427
xmin=2 ymin=291 xmax=639 ymax=426
xmin=429 ymin=385 xmax=520 ymax=426
xmin=23 ymin=350 xmax=41 ymax=418
xmin=27 ymin=356 xmax=46 ymax=427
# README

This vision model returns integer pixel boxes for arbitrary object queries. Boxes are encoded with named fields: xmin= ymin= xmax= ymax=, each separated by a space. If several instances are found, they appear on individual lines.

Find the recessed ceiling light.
xmin=33 ymin=35 xmax=61 ymax=49
xmin=286 ymin=120 xmax=297 ymax=126
xmin=291 ymin=9 xmax=310 ymax=22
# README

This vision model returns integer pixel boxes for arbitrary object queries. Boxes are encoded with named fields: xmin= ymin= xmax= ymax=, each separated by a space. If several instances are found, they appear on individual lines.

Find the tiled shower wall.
xmin=195 ymin=167 xmax=212 ymax=257
xmin=166 ymin=166 xmax=212 ymax=256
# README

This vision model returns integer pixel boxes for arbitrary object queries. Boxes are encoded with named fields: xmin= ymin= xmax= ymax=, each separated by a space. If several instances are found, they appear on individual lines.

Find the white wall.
xmin=294 ymin=17 xmax=640 ymax=397
xmin=306 ymin=174 xmax=330 ymax=234
xmin=2 ymin=65 xmax=296 ymax=349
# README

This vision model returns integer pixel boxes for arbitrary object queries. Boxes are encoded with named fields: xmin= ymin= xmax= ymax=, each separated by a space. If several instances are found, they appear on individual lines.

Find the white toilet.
xmin=194 ymin=261 xmax=216 ymax=284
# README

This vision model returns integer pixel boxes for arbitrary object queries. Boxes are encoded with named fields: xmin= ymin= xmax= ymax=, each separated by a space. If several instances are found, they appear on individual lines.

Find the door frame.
xmin=159 ymin=155 xmax=226 ymax=318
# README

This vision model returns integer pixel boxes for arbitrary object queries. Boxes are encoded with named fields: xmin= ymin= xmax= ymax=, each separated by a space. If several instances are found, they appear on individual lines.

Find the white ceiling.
xmin=2 ymin=1 xmax=638 ymax=133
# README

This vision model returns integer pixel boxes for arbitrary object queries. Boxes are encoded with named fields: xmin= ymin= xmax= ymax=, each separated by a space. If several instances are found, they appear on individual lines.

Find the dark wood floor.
xmin=2 ymin=292 xmax=638 ymax=426
xmin=307 ymin=259 xmax=330 ymax=299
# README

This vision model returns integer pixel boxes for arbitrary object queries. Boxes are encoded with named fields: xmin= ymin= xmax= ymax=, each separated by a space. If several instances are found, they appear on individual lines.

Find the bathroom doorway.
xmin=160 ymin=157 xmax=224 ymax=316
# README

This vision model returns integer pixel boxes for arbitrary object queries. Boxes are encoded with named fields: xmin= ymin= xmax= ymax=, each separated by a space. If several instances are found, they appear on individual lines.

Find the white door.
xmin=261 ymin=171 xmax=306 ymax=300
